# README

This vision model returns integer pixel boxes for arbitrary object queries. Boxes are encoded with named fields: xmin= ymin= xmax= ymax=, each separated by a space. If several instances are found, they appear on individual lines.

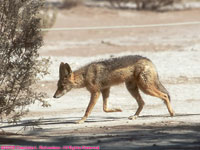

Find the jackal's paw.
xmin=115 ymin=108 xmax=122 ymax=112
xmin=170 ymin=111 xmax=175 ymax=117
xmin=75 ymin=119 xmax=85 ymax=124
xmin=128 ymin=115 xmax=138 ymax=120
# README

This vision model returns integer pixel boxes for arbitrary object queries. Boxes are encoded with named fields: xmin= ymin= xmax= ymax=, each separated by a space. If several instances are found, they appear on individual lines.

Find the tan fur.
xmin=53 ymin=55 xmax=175 ymax=124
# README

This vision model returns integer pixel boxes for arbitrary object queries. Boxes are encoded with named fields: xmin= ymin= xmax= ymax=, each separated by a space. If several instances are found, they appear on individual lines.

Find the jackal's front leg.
xmin=76 ymin=92 xmax=100 ymax=124
xmin=102 ymin=88 xmax=122 ymax=113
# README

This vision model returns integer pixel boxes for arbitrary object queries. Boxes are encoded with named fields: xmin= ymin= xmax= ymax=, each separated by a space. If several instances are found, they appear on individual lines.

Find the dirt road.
xmin=1 ymin=4 xmax=200 ymax=150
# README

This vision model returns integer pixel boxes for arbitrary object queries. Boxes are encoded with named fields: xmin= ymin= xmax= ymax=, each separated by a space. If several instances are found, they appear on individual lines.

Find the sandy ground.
xmin=1 ymin=3 xmax=200 ymax=150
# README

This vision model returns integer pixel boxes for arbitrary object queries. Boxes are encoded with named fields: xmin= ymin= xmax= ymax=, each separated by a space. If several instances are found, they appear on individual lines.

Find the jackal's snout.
xmin=53 ymin=90 xmax=61 ymax=98
xmin=53 ymin=92 xmax=58 ymax=98
xmin=53 ymin=88 xmax=66 ymax=98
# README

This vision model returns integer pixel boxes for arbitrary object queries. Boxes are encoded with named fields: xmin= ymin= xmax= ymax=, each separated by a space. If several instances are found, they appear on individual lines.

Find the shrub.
xmin=39 ymin=4 xmax=57 ymax=34
xmin=61 ymin=0 xmax=83 ymax=9
xmin=107 ymin=0 xmax=177 ymax=10
xmin=0 ymin=0 xmax=50 ymax=122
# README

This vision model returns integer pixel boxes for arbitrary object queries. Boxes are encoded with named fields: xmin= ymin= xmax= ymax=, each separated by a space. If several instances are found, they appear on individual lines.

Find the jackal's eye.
xmin=59 ymin=85 xmax=63 ymax=89
xmin=61 ymin=84 xmax=65 ymax=88
xmin=58 ymin=80 xmax=64 ymax=89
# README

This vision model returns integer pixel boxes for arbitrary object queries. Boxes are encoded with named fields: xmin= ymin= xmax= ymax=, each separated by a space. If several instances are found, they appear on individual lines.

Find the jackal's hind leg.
xmin=145 ymin=87 xmax=175 ymax=117
xmin=76 ymin=92 xmax=100 ymax=124
xmin=138 ymin=75 xmax=175 ymax=117
xmin=101 ymin=88 xmax=122 ymax=113
xmin=126 ymin=81 xmax=145 ymax=120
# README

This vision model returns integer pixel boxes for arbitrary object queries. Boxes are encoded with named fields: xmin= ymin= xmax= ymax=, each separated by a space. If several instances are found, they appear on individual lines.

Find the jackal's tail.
xmin=155 ymin=79 xmax=171 ymax=102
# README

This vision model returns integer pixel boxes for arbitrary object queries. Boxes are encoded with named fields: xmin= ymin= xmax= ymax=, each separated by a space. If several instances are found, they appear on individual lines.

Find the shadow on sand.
xmin=0 ymin=113 xmax=200 ymax=150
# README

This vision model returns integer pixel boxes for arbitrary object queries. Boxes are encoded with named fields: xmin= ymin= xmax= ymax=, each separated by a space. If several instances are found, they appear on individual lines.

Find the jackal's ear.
xmin=59 ymin=62 xmax=65 ymax=79
xmin=64 ymin=63 xmax=72 ymax=76
xmin=59 ymin=62 xmax=72 ymax=78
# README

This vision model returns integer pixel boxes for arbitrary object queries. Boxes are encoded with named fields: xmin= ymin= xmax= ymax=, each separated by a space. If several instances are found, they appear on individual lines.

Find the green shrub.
xmin=39 ymin=4 xmax=57 ymax=34
xmin=0 ymin=0 xmax=50 ymax=122
xmin=107 ymin=0 xmax=177 ymax=10
xmin=61 ymin=0 xmax=83 ymax=9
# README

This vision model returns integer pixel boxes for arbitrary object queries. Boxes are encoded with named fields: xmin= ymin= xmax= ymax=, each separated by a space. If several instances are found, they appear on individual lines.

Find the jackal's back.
xmin=82 ymin=55 xmax=154 ymax=89
xmin=97 ymin=55 xmax=150 ymax=71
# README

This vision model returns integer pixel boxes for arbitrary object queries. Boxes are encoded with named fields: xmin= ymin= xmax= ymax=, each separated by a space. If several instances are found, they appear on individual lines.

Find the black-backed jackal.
xmin=53 ymin=55 xmax=174 ymax=124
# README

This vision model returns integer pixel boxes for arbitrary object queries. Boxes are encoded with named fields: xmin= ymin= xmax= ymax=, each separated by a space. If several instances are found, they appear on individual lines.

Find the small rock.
xmin=153 ymin=144 xmax=157 ymax=147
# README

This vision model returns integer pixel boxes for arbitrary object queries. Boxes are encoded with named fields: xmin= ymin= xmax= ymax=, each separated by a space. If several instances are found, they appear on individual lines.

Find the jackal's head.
xmin=53 ymin=62 xmax=74 ymax=98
